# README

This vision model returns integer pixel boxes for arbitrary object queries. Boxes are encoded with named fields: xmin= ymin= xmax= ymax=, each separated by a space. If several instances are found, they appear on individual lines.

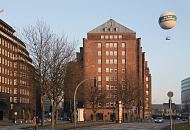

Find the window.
xmin=14 ymin=97 xmax=17 ymax=103
xmin=98 ymin=67 xmax=101 ymax=73
xmin=98 ymin=85 xmax=101 ymax=90
xmin=98 ymin=102 xmax=102 ymax=107
xmin=110 ymin=43 xmax=113 ymax=48
xmin=114 ymin=68 xmax=117 ymax=73
xmin=110 ymin=102 xmax=114 ymax=107
xmin=100 ymin=35 xmax=104 ymax=39
xmin=146 ymin=84 xmax=149 ymax=88
xmin=106 ymin=103 xmax=110 ymax=107
xmin=106 ymin=68 xmax=109 ymax=73
xmin=98 ymin=51 xmax=101 ymax=56
xmin=2 ymin=86 xmax=4 ymax=92
xmin=114 ymin=51 xmax=117 ymax=56
xmin=106 ymin=76 xmax=109 ymax=81
xmin=146 ymin=77 xmax=149 ymax=81
xmin=114 ymin=59 xmax=117 ymax=64
xmin=122 ymin=59 xmax=125 ymax=64
xmin=114 ymin=76 xmax=117 ymax=81
xmin=122 ymin=51 xmax=125 ymax=56
xmin=98 ymin=43 xmax=101 ymax=48
xmin=105 ymin=35 xmax=109 ymax=39
xmin=98 ymin=76 xmax=101 ymax=81
xmin=106 ymin=59 xmax=109 ymax=64
xmin=114 ymin=43 xmax=117 ymax=48
xmin=10 ymin=97 xmax=12 ymax=102
xmin=110 ymin=68 xmax=113 ymax=73
xmin=110 ymin=85 xmax=114 ymax=90
xmin=106 ymin=51 xmax=109 ymax=56
xmin=106 ymin=85 xmax=109 ymax=90
xmin=114 ymin=35 xmax=118 ymax=39
xmin=110 ymin=59 xmax=113 ymax=64
xmin=110 ymin=76 xmax=114 ymax=81
xmin=106 ymin=43 xmax=109 ymax=48
xmin=122 ymin=76 xmax=125 ymax=81
xmin=122 ymin=67 xmax=126 ymax=73
xmin=98 ymin=59 xmax=101 ymax=64
xmin=110 ymin=35 xmax=113 ymax=39
xmin=14 ymin=88 xmax=17 ymax=94
xmin=122 ymin=42 xmax=126 ymax=48
xmin=146 ymin=91 xmax=149 ymax=95
xmin=119 ymin=35 xmax=122 ymax=39
xmin=110 ymin=51 xmax=113 ymax=56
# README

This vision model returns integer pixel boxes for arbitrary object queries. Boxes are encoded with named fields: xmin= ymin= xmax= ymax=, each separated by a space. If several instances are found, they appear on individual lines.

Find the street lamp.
xmin=73 ymin=77 xmax=96 ymax=129
xmin=167 ymin=91 xmax=174 ymax=130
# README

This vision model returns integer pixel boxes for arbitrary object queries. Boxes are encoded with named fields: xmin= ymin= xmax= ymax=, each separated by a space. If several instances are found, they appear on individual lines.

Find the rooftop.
xmin=88 ymin=19 xmax=135 ymax=33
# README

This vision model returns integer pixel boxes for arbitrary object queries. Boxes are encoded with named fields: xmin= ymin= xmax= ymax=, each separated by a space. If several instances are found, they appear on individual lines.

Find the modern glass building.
xmin=181 ymin=77 xmax=190 ymax=106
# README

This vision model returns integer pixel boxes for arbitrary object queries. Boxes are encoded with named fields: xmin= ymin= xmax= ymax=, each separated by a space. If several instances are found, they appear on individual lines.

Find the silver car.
xmin=154 ymin=117 xmax=164 ymax=123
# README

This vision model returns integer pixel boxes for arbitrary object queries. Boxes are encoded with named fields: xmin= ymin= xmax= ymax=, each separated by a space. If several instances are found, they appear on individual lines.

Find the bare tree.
xmin=22 ymin=20 xmax=53 ymax=126
xmin=117 ymin=73 xmax=142 ymax=122
xmin=64 ymin=61 xmax=83 ymax=121
xmin=87 ymin=84 xmax=106 ymax=121
xmin=46 ymin=35 xmax=75 ymax=127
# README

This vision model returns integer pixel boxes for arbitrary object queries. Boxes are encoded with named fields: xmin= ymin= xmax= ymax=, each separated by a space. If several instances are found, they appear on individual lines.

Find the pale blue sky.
xmin=1 ymin=0 xmax=190 ymax=104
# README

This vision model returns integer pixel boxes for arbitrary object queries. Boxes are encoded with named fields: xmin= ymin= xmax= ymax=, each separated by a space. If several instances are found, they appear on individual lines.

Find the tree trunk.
xmin=69 ymin=99 xmax=73 ymax=122
xmin=41 ymin=95 xmax=45 ymax=126
xmin=92 ymin=111 xmax=96 ymax=122
xmin=55 ymin=109 xmax=58 ymax=124
xmin=51 ymin=105 xmax=55 ymax=129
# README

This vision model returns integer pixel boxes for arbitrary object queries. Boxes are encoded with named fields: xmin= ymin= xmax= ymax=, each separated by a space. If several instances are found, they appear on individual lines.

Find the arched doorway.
xmin=0 ymin=100 xmax=8 ymax=121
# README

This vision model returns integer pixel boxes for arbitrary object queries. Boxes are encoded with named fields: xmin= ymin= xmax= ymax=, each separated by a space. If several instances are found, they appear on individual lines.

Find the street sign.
xmin=167 ymin=91 xmax=173 ymax=98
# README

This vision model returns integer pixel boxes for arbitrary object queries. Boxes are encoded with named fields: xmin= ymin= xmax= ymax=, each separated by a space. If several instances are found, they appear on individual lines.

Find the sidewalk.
xmin=24 ymin=121 xmax=114 ymax=130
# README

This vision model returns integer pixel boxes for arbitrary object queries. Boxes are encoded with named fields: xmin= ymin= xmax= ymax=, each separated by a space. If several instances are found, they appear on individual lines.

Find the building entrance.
xmin=0 ymin=111 xmax=3 ymax=120
xmin=0 ymin=100 xmax=8 ymax=121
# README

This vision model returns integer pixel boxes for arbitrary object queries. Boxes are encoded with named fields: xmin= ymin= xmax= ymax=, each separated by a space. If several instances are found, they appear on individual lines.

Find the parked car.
xmin=182 ymin=118 xmax=187 ymax=121
xmin=154 ymin=117 xmax=164 ymax=123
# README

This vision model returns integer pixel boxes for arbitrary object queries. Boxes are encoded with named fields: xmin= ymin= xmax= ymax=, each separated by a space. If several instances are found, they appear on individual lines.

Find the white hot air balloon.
xmin=159 ymin=11 xmax=177 ymax=40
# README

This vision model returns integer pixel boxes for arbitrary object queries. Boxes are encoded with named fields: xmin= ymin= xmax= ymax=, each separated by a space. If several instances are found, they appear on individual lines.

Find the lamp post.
xmin=167 ymin=91 xmax=174 ymax=130
xmin=74 ymin=77 xmax=96 ymax=129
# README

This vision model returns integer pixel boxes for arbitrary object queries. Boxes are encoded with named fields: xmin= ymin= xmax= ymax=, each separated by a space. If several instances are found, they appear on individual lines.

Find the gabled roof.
xmin=88 ymin=19 xmax=135 ymax=33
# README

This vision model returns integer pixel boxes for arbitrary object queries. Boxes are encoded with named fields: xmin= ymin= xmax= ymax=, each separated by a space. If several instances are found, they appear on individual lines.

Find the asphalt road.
xmin=0 ymin=120 xmax=183 ymax=130
xmin=78 ymin=122 xmax=170 ymax=130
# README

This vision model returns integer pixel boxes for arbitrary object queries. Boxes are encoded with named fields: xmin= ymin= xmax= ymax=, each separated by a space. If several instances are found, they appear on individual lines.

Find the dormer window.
xmin=103 ymin=27 xmax=108 ymax=32
xmin=114 ymin=28 xmax=118 ymax=32
xmin=109 ymin=27 xmax=113 ymax=32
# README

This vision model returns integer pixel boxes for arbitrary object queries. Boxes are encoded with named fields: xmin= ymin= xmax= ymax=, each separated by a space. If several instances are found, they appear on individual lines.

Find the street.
xmin=0 ymin=120 xmax=181 ymax=130
xmin=78 ymin=122 xmax=170 ymax=130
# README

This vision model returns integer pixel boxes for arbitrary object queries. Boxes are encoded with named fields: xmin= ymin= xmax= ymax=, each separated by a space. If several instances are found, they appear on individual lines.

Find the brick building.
xmin=0 ymin=19 xmax=35 ymax=121
xmin=77 ymin=19 xmax=152 ymax=121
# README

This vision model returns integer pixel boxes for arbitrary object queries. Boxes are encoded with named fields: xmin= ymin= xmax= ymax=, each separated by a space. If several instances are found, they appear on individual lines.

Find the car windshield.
xmin=156 ymin=117 xmax=163 ymax=119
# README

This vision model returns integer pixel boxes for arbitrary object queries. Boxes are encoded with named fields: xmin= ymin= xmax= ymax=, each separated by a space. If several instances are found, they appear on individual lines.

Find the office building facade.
xmin=77 ymin=19 xmax=151 ymax=121
xmin=181 ymin=77 xmax=190 ymax=110
xmin=0 ymin=19 xmax=35 ymax=121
